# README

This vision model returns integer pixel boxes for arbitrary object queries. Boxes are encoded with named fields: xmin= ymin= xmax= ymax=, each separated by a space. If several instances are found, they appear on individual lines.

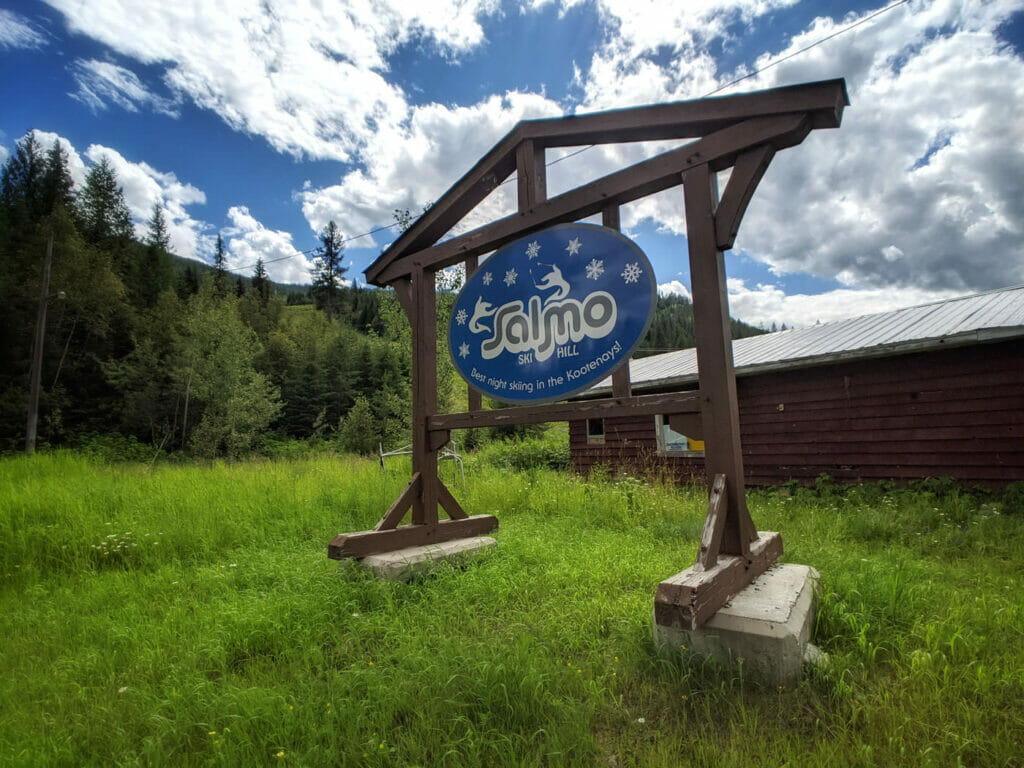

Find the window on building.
xmin=586 ymin=418 xmax=605 ymax=445
xmin=655 ymin=414 xmax=705 ymax=456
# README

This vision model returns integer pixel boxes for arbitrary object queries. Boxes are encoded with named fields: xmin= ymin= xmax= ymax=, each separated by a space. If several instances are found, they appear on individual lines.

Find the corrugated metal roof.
xmin=586 ymin=284 xmax=1024 ymax=396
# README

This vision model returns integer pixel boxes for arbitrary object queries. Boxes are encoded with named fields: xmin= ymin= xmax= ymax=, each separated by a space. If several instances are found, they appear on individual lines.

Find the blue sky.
xmin=2 ymin=0 xmax=1023 ymax=328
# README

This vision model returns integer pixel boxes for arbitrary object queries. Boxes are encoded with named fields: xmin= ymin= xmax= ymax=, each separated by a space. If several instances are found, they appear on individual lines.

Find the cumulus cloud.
xmin=44 ymin=0 xmax=505 ymax=162
xmin=29 ymin=130 xmax=89 ymax=187
xmin=301 ymin=91 xmax=563 ymax=243
xmin=70 ymin=59 xmax=181 ymax=117
xmin=724 ymin=278 xmax=963 ymax=329
xmin=83 ymin=145 xmax=209 ymax=259
xmin=657 ymin=280 xmax=692 ymax=300
xmin=0 ymin=9 xmax=47 ymax=50
xmin=223 ymin=206 xmax=315 ymax=284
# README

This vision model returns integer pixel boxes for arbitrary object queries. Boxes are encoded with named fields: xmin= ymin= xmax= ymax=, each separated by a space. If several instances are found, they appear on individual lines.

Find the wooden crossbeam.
xmin=696 ymin=474 xmax=728 ymax=571
xmin=373 ymin=473 xmax=421 ymax=531
xmin=374 ymin=114 xmax=809 ymax=284
xmin=329 ymin=515 xmax=500 ymax=559
xmin=429 ymin=391 xmax=701 ymax=432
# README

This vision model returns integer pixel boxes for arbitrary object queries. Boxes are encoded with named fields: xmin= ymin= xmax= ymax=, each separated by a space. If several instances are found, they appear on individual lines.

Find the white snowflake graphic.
xmin=458 ymin=342 xmax=470 ymax=359
xmin=621 ymin=262 xmax=642 ymax=284
xmin=566 ymin=236 xmax=582 ymax=256
xmin=585 ymin=258 xmax=604 ymax=280
xmin=504 ymin=268 xmax=518 ymax=287
xmin=482 ymin=271 xmax=493 ymax=286
xmin=455 ymin=308 xmax=468 ymax=326
xmin=525 ymin=241 xmax=541 ymax=259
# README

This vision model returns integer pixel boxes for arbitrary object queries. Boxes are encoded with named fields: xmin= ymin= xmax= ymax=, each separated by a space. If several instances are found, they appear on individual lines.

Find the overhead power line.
xmin=236 ymin=0 xmax=910 ymax=275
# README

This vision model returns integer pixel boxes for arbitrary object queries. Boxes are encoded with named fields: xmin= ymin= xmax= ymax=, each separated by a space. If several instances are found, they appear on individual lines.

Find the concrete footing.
xmin=358 ymin=536 xmax=496 ymax=581
xmin=653 ymin=563 xmax=825 ymax=687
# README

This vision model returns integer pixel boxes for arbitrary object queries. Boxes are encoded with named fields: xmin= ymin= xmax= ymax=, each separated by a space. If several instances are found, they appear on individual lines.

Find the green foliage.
xmin=1 ymin=455 xmax=1022 ymax=767
xmin=635 ymin=294 xmax=764 ymax=357
xmin=337 ymin=396 xmax=378 ymax=455
xmin=310 ymin=220 xmax=347 ymax=322
xmin=1002 ymin=480 xmax=1024 ymax=516
xmin=472 ymin=430 xmax=570 ymax=471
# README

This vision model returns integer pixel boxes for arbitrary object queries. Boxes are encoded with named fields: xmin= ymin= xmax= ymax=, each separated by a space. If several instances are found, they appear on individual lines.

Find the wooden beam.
xmin=328 ymin=515 xmax=500 ymax=559
xmin=654 ymin=531 xmax=782 ymax=630
xmin=365 ymin=132 xmax=521 ymax=284
xmin=715 ymin=144 xmax=776 ymax=251
xmin=373 ymin=473 xmax=421 ymax=531
xmin=683 ymin=162 xmax=757 ymax=556
xmin=374 ymin=114 xmax=810 ymax=284
xmin=516 ymin=139 xmax=547 ymax=211
xmin=437 ymin=481 xmax=469 ymax=520
xmin=521 ymin=78 xmax=848 ymax=147
xmin=465 ymin=256 xmax=482 ymax=413
xmin=602 ymin=204 xmax=633 ymax=400
xmin=366 ymin=79 xmax=847 ymax=284
xmin=429 ymin=391 xmax=701 ymax=432
xmin=696 ymin=474 xmax=727 ymax=571
xmin=429 ymin=429 xmax=451 ymax=452
xmin=668 ymin=413 xmax=704 ymax=440
xmin=411 ymin=266 xmax=439 ymax=526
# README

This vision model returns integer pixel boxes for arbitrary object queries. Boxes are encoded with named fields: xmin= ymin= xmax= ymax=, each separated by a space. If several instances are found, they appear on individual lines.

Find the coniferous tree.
xmin=78 ymin=157 xmax=133 ymax=244
xmin=41 ymin=140 xmax=75 ymax=216
xmin=310 ymin=220 xmax=347 ymax=322
xmin=252 ymin=257 xmax=270 ymax=301
xmin=140 ymin=203 xmax=173 ymax=305
xmin=212 ymin=234 xmax=228 ymax=298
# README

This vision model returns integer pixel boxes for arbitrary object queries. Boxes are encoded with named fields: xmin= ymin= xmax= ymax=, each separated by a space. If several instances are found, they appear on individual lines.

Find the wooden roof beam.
xmin=365 ymin=79 xmax=848 ymax=285
xmin=373 ymin=113 xmax=810 ymax=285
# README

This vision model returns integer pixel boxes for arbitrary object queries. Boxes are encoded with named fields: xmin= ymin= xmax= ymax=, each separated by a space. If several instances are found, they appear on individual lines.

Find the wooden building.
xmin=571 ymin=286 xmax=1024 ymax=488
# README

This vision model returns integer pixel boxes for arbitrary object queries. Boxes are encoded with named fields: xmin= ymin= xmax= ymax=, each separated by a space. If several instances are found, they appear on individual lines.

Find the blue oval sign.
xmin=448 ymin=223 xmax=656 ymax=404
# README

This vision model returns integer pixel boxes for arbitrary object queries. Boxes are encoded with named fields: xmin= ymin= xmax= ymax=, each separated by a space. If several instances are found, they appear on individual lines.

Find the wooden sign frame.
xmin=329 ymin=79 xmax=848 ymax=625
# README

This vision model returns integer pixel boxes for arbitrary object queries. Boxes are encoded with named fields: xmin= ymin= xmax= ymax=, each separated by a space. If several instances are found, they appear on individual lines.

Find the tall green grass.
xmin=1 ymin=452 xmax=1022 ymax=766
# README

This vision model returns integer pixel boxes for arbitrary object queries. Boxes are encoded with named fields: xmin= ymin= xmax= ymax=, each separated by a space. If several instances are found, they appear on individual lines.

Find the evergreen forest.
xmin=0 ymin=134 xmax=762 ymax=459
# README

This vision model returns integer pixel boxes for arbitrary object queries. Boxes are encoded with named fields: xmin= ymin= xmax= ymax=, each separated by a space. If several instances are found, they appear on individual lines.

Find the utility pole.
xmin=26 ymin=232 xmax=54 ymax=456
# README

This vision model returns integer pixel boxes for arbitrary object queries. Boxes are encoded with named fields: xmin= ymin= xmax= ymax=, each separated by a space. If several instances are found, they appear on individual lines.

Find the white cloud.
xmin=562 ymin=0 xmax=1024 ymax=297
xmin=0 ymin=145 xmax=8 ymax=164
xmin=300 ymin=91 xmax=562 ymax=242
xmin=83 ymin=145 xmax=208 ymax=260
xmin=0 ymin=9 xmax=47 ymax=50
xmin=223 ymin=206 xmax=314 ymax=284
xmin=44 ymin=0 xmax=505 ymax=162
xmin=29 ymin=130 xmax=89 ymax=187
xmin=657 ymin=280 xmax=692 ymax=300
xmin=724 ymin=279 xmax=963 ymax=330
xmin=70 ymin=59 xmax=181 ymax=117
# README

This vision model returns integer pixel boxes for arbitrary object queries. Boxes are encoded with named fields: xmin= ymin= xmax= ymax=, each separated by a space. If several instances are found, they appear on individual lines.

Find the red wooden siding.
xmin=570 ymin=339 xmax=1024 ymax=488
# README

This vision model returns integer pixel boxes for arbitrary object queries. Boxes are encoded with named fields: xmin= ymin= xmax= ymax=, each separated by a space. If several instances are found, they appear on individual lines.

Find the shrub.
xmin=1002 ymin=481 xmax=1024 ymax=516
xmin=472 ymin=431 xmax=569 ymax=471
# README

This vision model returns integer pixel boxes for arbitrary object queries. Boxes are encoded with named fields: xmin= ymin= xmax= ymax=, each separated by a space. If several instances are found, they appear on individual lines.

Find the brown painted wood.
xmin=465 ymin=256 xmax=482 ymax=413
xmin=668 ymin=413 xmax=705 ymax=440
xmin=715 ymin=144 xmax=775 ymax=251
xmin=375 ymin=115 xmax=810 ymax=284
xmin=429 ymin=391 xmax=701 ymax=432
xmin=683 ymin=162 xmax=756 ymax=555
xmin=429 ymin=429 xmax=451 ymax=452
xmin=602 ymin=204 xmax=634 ymax=400
xmin=697 ymin=474 xmax=727 ymax=571
xmin=437 ymin=480 xmax=469 ymax=520
xmin=411 ymin=266 xmax=439 ymax=526
xmin=516 ymin=139 xmax=547 ymax=210
xmin=521 ymin=79 xmax=847 ymax=146
xmin=365 ymin=79 xmax=847 ymax=284
xmin=654 ymin=532 xmax=782 ymax=630
xmin=328 ymin=515 xmax=500 ymax=559
xmin=392 ymin=276 xmax=413 ymax=317
xmin=374 ymin=473 xmax=422 ymax=531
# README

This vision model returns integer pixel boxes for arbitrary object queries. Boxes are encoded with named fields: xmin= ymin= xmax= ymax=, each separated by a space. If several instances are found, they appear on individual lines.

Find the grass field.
xmin=1 ymin=451 xmax=1022 ymax=767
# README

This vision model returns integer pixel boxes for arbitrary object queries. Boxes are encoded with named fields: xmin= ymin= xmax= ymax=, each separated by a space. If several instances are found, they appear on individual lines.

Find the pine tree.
xmin=212 ymin=234 xmax=228 ymax=298
xmin=41 ymin=140 xmax=75 ymax=216
xmin=78 ymin=157 xmax=133 ymax=244
xmin=252 ymin=257 xmax=270 ymax=301
xmin=147 ymin=204 xmax=169 ymax=250
xmin=310 ymin=221 xmax=347 ymax=322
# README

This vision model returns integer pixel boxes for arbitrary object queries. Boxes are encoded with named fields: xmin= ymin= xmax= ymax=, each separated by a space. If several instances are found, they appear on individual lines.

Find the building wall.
xmin=570 ymin=338 xmax=1024 ymax=487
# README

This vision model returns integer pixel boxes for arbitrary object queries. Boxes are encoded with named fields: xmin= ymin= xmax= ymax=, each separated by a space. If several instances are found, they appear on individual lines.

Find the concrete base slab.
xmin=653 ymin=563 xmax=824 ymax=687
xmin=358 ymin=536 xmax=496 ymax=581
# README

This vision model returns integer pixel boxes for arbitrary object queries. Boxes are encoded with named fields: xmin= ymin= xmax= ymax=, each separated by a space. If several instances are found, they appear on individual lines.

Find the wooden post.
xmin=602 ymin=205 xmax=632 ymax=399
xmin=411 ymin=265 xmax=439 ymax=526
xmin=465 ymin=255 xmax=482 ymax=413
xmin=682 ymin=164 xmax=756 ymax=556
